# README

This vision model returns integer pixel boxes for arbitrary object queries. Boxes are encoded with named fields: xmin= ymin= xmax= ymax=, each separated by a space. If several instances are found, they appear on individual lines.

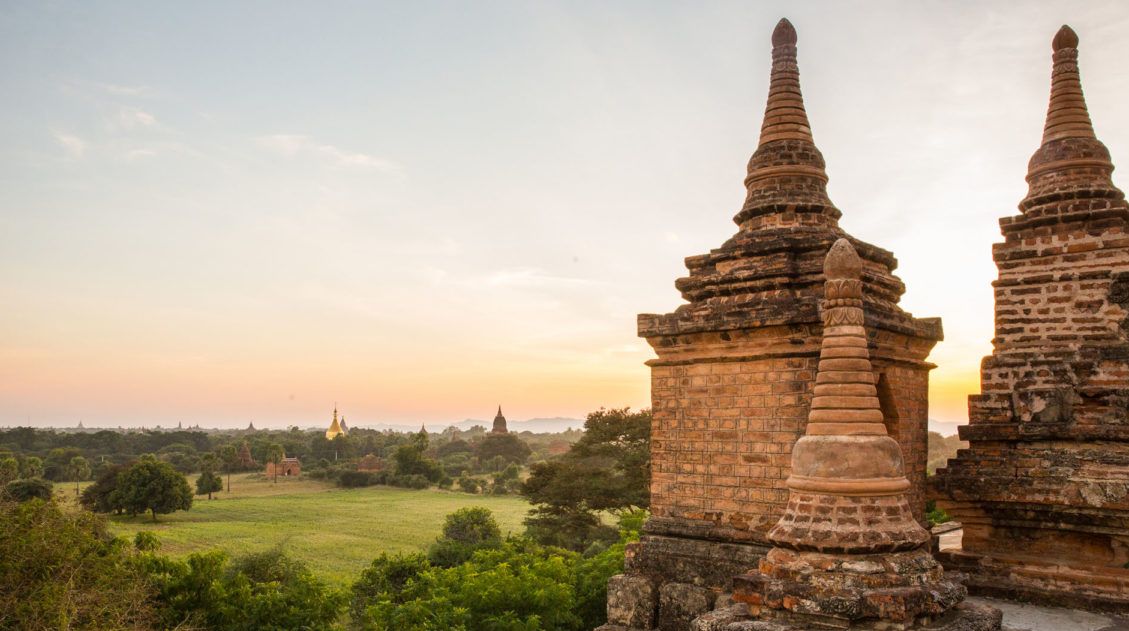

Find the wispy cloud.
xmin=89 ymin=81 xmax=154 ymax=98
xmin=116 ymin=107 xmax=157 ymax=129
xmin=483 ymin=267 xmax=601 ymax=289
xmin=256 ymin=134 xmax=402 ymax=175
xmin=51 ymin=129 xmax=86 ymax=158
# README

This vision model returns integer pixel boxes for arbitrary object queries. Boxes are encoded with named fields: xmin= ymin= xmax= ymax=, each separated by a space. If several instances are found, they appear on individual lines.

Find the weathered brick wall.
xmin=929 ymin=26 xmax=1129 ymax=611
xmin=649 ymin=353 xmax=816 ymax=540
xmin=646 ymin=325 xmax=935 ymax=545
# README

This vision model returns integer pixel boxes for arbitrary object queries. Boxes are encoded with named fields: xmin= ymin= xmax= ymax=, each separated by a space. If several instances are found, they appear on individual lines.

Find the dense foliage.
xmin=140 ymin=547 xmax=346 ymax=630
xmin=2 ymin=477 xmax=54 ymax=502
xmin=522 ymin=408 xmax=651 ymax=550
xmin=426 ymin=506 xmax=503 ymax=567
xmin=351 ymin=509 xmax=641 ymax=631
xmin=0 ymin=499 xmax=155 ymax=629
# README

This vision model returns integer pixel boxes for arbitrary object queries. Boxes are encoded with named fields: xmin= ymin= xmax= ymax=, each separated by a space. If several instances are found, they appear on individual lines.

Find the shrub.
xmin=3 ymin=477 xmax=53 ymax=502
xmin=350 ymin=553 xmax=430 ymax=621
xmin=389 ymin=473 xmax=429 ymax=489
xmin=524 ymin=506 xmax=617 ymax=552
xmin=134 ymin=530 xmax=161 ymax=551
xmin=427 ymin=506 xmax=503 ymax=567
xmin=141 ymin=546 xmax=345 ymax=630
xmin=338 ymin=470 xmax=377 ymax=488
xmin=457 ymin=477 xmax=479 ymax=494
xmin=926 ymin=500 xmax=952 ymax=526
xmin=0 ymin=499 xmax=154 ymax=628
xmin=356 ymin=538 xmax=627 ymax=630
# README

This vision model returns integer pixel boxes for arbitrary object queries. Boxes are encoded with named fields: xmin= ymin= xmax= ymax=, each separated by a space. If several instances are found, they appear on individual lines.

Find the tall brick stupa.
xmin=712 ymin=240 xmax=1001 ymax=630
xmin=599 ymin=19 xmax=942 ymax=631
xmin=930 ymin=25 xmax=1129 ymax=611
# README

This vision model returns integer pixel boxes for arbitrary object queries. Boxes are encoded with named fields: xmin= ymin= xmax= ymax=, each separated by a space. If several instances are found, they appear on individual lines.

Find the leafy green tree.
xmin=21 ymin=455 xmax=43 ymax=479
xmin=437 ymin=438 xmax=472 ymax=457
xmin=195 ymin=469 xmax=223 ymax=500
xmin=197 ymin=452 xmax=222 ymax=499
xmin=473 ymin=433 xmax=532 ymax=466
xmin=44 ymin=447 xmax=84 ymax=481
xmin=357 ymin=539 xmax=612 ymax=631
xmin=140 ymin=546 xmax=345 ymax=630
xmin=266 ymin=443 xmax=285 ymax=483
xmin=392 ymin=440 xmax=443 ymax=483
xmin=67 ymin=455 xmax=91 ymax=497
xmin=3 ymin=478 xmax=54 ymax=502
xmin=350 ymin=553 xmax=430 ymax=621
xmin=80 ymin=463 xmax=128 ymax=513
xmin=521 ymin=407 xmax=651 ymax=551
xmin=0 ymin=499 xmax=155 ymax=628
xmin=116 ymin=459 xmax=192 ymax=521
xmin=0 ymin=457 xmax=17 ymax=484
xmin=427 ymin=506 xmax=503 ymax=567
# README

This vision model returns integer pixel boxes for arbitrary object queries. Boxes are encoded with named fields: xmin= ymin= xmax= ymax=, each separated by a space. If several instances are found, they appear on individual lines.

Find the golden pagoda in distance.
xmin=325 ymin=405 xmax=347 ymax=440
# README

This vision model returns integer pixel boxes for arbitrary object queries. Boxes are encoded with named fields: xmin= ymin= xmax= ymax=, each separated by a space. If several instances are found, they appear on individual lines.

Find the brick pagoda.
xmin=930 ymin=25 xmax=1129 ymax=611
xmin=600 ymin=19 xmax=942 ymax=631
xmin=710 ymin=239 xmax=1000 ymax=630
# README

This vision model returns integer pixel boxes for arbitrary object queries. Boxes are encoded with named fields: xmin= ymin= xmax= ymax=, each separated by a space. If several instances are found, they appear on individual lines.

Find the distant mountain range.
xmin=363 ymin=417 xmax=585 ymax=434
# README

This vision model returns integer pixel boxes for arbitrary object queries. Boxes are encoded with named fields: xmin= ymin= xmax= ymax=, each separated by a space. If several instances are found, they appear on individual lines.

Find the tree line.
xmin=0 ymin=407 xmax=652 ymax=629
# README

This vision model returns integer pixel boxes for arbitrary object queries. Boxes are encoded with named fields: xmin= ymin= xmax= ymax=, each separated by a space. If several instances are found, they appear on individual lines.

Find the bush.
xmin=427 ymin=506 xmax=502 ymax=567
xmin=356 ymin=538 xmax=627 ymax=631
xmin=134 ymin=530 xmax=161 ymax=552
xmin=140 ymin=546 xmax=345 ymax=630
xmin=3 ymin=477 xmax=53 ymax=502
xmin=926 ymin=500 xmax=952 ymax=526
xmin=524 ymin=506 xmax=617 ymax=552
xmin=389 ymin=473 xmax=429 ymax=489
xmin=338 ymin=470 xmax=377 ymax=488
xmin=350 ymin=553 xmax=430 ymax=621
xmin=0 ymin=499 xmax=155 ymax=628
xmin=457 ymin=477 xmax=479 ymax=494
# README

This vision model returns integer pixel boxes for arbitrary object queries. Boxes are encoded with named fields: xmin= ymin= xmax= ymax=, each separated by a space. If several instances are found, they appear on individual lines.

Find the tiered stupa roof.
xmin=638 ymin=19 xmax=939 ymax=342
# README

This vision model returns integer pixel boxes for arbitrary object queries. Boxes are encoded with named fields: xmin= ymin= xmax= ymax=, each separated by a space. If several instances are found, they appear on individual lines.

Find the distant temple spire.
xmin=735 ymin=17 xmax=838 ymax=230
xmin=246 ymin=420 xmax=256 ymax=432
xmin=492 ymin=405 xmax=508 ymax=434
xmin=326 ymin=406 xmax=345 ymax=440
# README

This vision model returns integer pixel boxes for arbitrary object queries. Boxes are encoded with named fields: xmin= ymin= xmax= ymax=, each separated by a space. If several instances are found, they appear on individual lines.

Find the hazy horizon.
xmin=3 ymin=1 xmax=1128 ymax=429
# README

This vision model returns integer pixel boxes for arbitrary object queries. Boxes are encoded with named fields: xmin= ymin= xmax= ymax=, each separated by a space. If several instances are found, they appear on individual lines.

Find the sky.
xmin=2 ymin=1 xmax=1128 ymax=430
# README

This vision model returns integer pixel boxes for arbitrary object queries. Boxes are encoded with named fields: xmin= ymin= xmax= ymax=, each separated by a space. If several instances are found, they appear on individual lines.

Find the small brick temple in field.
xmin=599 ymin=18 xmax=1129 ymax=631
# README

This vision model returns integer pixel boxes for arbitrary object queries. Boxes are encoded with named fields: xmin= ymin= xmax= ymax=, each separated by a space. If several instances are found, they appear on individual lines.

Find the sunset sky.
xmin=2 ymin=1 xmax=1128 ymax=430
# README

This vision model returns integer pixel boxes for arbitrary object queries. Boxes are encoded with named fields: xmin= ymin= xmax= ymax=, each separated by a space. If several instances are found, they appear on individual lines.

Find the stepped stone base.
xmin=729 ymin=548 xmax=971 ymax=629
xmin=598 ymin=533 xmax=771 ymax=631
xmin=687 ymin=601 xmax=1001 ymax=631
xmin=938 ymin=549 xmax=1129 ymax=615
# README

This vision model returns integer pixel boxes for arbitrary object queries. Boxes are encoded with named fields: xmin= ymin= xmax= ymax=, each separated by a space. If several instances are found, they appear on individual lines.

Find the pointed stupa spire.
xmin=758 ymin=18 xmax=812 ymax=145
xmin=735 ymin=18 xmax=839 ymax=231
xmin=1041 ymin=25 xmax=1094 ymax=143
xmin=766 ymin=239 xmax=928 ymax=553
xmin=326 ymin=405 xmax=344 ymax=440
xmin=1023 ymin=25 xmax=1123 ymax=212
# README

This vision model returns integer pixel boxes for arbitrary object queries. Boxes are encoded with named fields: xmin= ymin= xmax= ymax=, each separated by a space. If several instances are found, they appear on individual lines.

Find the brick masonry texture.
xmin=600 ymin=18 xmax=942 ymax=631
xmin=929 ymin=25 xmax=1129 ymax=612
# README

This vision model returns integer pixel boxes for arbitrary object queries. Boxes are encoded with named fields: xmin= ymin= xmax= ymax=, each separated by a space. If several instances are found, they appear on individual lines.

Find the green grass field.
xmin=90 ymin=474 xmax=531 ymax=583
